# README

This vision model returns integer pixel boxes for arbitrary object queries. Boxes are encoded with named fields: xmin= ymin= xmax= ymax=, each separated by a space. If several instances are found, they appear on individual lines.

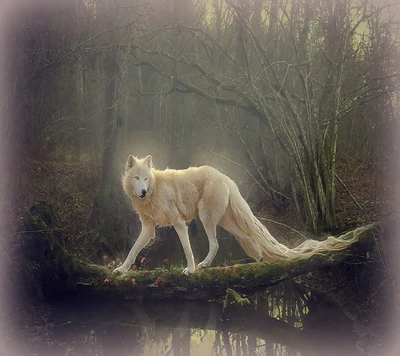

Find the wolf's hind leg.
xmin=197 ymin=181 xmax=229 ymax=269
xmin=197 ymin=224 xmax=218 ymax=268
xmin=219 ymin=207 xmax=262 ymax=261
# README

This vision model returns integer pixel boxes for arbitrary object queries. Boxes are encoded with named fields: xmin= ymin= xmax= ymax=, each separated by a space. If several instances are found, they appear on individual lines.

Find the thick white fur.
xmin=114 ymin=155 xmax=360 ymax=275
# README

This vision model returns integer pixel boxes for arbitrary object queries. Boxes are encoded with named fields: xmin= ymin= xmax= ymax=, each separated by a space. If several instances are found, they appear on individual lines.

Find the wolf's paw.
xmin=113 ymin=265 xmax=128 ymax=274
xmin=197 ymin=261 xmax=210 ymax=269
xmin=182 ymin=266 xmax=195 ymax=276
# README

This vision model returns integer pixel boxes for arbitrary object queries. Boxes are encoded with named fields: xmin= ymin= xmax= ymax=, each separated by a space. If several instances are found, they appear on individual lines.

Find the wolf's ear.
xmin=144 ymin=155 xmax=152 ymax=168
xmin=125 ymin=155 xmax=136 ymax=171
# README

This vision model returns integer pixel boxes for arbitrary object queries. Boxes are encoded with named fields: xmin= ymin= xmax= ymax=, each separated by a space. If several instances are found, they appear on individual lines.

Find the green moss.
xmin=224 ymin=288 xmax=250 ymax=307
xmin=77 ymin=263 xmax=111 ymax=280
xmin=59 ymin=223 xmax=379 ymax=299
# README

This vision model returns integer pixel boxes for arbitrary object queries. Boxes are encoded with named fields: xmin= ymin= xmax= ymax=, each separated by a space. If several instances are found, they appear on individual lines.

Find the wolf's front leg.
xmin=113 ymin=223 xmax=155 ymax=274
xmin=173 ymin=220 xmax=196 ymax=275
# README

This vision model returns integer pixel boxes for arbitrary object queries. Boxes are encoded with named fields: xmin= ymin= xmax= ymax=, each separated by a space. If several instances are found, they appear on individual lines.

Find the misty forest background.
xmin=1 ymin=0 xmax=399 ymax=277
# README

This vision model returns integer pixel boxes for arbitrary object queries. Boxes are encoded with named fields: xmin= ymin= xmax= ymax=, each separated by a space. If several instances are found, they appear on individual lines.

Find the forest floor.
xmin=2 ymin=156 xmax=399 ymax=355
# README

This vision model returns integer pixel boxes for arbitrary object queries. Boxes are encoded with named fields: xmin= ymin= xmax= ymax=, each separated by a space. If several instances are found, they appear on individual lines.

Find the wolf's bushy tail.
xmin=228 ymin=181 xmax=360 ymax=262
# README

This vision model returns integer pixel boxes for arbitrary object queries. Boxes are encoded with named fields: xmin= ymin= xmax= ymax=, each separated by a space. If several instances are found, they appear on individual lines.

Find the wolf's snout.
xmin=141 ymin=189 xmax=147 ymax=197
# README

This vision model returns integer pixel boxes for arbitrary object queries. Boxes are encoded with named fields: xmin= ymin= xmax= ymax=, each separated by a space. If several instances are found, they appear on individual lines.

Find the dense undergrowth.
xmin=8 ymin=155 xmax=102 ymax=262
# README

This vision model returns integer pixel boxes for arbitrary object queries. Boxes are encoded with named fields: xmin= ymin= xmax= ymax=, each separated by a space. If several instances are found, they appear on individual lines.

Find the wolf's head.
xmin=123 ymin=155 xmax=154 ymax=200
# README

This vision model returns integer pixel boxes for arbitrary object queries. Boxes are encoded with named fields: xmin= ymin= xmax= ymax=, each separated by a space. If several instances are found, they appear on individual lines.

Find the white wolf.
xmin=114 ymin=155 xmax=360 ymax=275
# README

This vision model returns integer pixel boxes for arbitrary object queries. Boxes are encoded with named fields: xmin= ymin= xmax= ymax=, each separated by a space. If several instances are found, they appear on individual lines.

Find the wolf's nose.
xmin=141 ymin=189 xmax=147 ymax=197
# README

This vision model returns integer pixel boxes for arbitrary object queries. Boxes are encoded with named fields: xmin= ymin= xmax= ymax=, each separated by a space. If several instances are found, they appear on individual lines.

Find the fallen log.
xmin=54 ymin=227 xmax=380 ymax=301
xmin=22 ymin=202 xmax=380 ymax=301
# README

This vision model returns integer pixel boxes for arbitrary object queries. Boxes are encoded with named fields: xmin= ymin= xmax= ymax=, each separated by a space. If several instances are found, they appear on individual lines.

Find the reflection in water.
xmin=37 ymin=281 xmax=361 ymax=356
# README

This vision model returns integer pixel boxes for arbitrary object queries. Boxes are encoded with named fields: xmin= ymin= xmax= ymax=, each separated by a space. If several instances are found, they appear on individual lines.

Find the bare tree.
xmin=125 ymin=0 xmax=399 ymax=231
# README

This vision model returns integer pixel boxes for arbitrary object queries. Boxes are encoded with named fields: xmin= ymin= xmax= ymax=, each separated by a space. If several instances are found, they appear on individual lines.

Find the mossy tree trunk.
xmin=88 ymin=49 xmax=136 ymax=260
xmin=70 ymin=222 xmax=377 ymax=302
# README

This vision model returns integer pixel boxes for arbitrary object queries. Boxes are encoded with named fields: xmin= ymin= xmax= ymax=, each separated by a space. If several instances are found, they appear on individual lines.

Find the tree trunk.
xmin=88 ymin=49 xmax=136 ymax=259
xmin=74 ymin=53 xmax=85 ymax=161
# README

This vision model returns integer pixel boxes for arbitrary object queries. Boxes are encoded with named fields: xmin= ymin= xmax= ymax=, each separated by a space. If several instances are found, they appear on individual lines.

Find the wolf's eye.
xmin=144 ymin=177 xmax=148 ymax=181
xmin=135 ymin=176 xmax=139 ymax=180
